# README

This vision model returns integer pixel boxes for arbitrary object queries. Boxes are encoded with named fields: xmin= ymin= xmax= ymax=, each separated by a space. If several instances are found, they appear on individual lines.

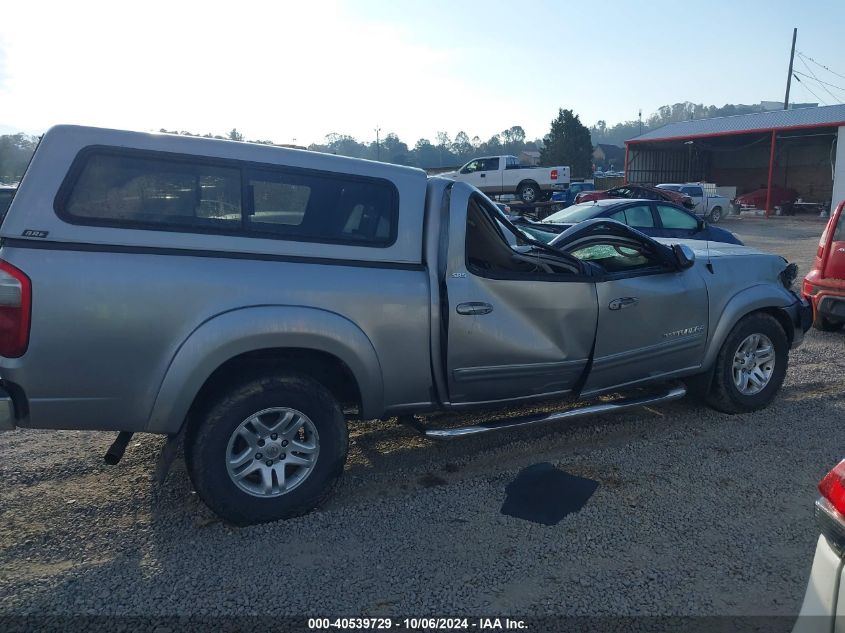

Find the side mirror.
xmin=672 ymin=244 xmax=696 ymax=269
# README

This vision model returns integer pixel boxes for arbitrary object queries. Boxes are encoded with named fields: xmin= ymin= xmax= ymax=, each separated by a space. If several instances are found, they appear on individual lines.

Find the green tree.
xmin=541 ymin=109 xmax=593 ymax=177
xmin=434 ymin=132 xmax=455 ymax=167
xmin=482 ymin=134 xmax=502 ymax=154
xmin=324 ymin=133 xmax=366 ymax=157
xmin=451 ymin=131 xmax=472 ymax=161
xmin=413 ymin=138 xmax=441 ymax=168
xmin=0 ymin=134 xmax=39 ymax=183
xmin=381 ymin=133 xmax=410 ymax=165
xmin=500 ymin=125 xmax=526 ymax=154
xmin=227 ymin=128 xmax=244 ymax=142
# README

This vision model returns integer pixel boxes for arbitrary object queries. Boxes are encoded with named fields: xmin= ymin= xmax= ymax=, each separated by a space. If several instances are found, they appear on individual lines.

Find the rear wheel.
xmin=185 ymin=373 xmax=348 ymax=525
xmin=813 ymin=314 xmax=844 ymax=332
xmin=517 ymin=182 xmax=540 ymax=204
xmin=708 ymin=207 xmax=723 ymax=223
xmin=706 ymin=313 xmax=788 ymax=414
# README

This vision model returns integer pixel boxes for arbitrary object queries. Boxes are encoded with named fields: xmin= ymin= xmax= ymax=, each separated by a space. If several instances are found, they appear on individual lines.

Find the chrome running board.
xmin=422 ymin=384 xmax=687 ymax=439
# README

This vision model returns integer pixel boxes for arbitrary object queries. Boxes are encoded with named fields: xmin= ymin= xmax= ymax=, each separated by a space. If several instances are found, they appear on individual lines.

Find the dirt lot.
xmin=1 ymin=216 xmax=842 ymax=623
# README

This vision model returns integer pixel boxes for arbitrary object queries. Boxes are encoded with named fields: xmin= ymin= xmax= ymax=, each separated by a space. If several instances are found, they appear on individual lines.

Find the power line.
xmin=795 ymin=59 xmax=843 ymax=104
xmin=798 ymin=51 xmax=845 ymax=82
xmin=793 ymin=69 xmax=845 ymax=95
xmin=792 ymin=73 xmax=829 ymax=106
xmin=794 ymin=60 xmax=845 ymax=91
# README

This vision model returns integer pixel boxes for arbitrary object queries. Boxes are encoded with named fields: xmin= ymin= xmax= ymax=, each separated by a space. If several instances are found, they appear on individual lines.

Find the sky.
xmin=1 ymin=0 xmax=844 ymax=146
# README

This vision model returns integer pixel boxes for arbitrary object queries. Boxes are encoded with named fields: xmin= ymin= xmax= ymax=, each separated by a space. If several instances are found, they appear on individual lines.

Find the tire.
xmin=705 ymin=312 xmax=788 ymax=414
xmin=813 ymin=314 xmax=844 ymax=332
xmin=185 ymin=373 xmax=348 ymax=525
xmin=517 ymin=182 xmax=540 ymax=204
xmin=708 ymin=207 xmax=723 ymax=223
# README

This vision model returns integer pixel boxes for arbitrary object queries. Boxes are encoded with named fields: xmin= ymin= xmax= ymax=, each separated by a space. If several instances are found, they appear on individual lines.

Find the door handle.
xmin=456 ymin=302 xmax=493 ymax=315
xmin=608 ymin=297 xmax=639 ymax=311
xmin=479 ymin=173 xmax=486 ymax=178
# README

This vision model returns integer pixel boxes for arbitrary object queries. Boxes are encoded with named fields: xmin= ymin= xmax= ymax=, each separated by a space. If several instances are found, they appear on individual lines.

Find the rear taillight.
xmin=816 ymin=460 xmax=845 ymax=553
xmin=820 ymin=460 xmax=845 ymax=515
xmin=817 ymin=225 xmax=829 ymax=259
xmin=0 ymin=260 xmax=31 ymax=358
xmin=551 ymin=169 xmax=558 ymax=180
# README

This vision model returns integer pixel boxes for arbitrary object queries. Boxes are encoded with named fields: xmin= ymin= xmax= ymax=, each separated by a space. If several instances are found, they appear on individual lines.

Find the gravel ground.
xmin=0 ymin=217 xmax=842 ymax=621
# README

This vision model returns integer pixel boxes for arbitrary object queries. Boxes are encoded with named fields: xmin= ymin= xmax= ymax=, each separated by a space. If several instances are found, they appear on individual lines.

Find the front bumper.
xmin=0 ymin=385 xmax=14 ymax=430
xmin=784 ymin=295 xmax=813 ymax=348
xmin=818 ymin=295 xmax=845 ymax=321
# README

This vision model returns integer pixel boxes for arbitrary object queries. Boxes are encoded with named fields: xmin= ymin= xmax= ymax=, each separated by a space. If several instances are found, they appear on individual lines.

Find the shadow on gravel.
xmin=500 ymin=462 xmax=599 ymax=526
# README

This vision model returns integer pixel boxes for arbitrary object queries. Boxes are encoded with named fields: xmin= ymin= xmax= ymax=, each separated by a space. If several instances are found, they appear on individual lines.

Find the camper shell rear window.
xmin=56 ymin=147 xmax=399 ymax=247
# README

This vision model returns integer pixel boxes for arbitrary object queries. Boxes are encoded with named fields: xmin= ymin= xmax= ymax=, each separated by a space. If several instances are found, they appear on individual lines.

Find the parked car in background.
xmin=656 ymin=183 xmax=731 ymax=223
xmin=551 ymin=181 xmax=595 ymax=208
xmin=792 ymin=459 xmax=845 ymax=632
xmin=733 ymin=185 xmax=799 ymax=213
xmin=439 ymin=155 xmax=570 ymax=203
xmin=802 ymin=200 xmax=845 ymax=331
xmin=0 ymin=185 xmax=16 ymax=220
xmin=537 ymin=199 xmax=743 ymax=244
xmin=0 ymin=125 xmax=810 ymax=525
xmin=575 ymin=184 xmax=694 ymax=209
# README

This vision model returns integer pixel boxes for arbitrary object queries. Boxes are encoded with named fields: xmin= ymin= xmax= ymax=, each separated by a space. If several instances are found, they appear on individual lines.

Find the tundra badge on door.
xmin=663 ymin=325 xmax=705 ymax=339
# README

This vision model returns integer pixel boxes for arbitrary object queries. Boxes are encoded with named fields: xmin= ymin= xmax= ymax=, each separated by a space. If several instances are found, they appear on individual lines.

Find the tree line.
xmin=0 ymin=101 xmax=780 ymax=184
xmin=589 ymin=102 xmax=777 ymax=147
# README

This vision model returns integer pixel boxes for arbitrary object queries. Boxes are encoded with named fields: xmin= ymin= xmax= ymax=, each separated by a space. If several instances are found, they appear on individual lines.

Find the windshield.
xmin=657 ymin=184 xmax=681 ymax=192
xmin=543 ymin=202 xmax=602 ymax=224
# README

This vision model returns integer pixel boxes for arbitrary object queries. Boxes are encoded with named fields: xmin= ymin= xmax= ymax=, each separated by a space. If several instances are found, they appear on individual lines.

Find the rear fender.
xmin=145 ymin=306 xmax=383 ymax=433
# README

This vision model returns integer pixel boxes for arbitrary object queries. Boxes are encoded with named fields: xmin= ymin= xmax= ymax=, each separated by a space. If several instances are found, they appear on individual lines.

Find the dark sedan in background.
xmin=574 ymin=184 xmax=695 ymax=209
xmin=533 ymin=199 xmax=743 ymax=244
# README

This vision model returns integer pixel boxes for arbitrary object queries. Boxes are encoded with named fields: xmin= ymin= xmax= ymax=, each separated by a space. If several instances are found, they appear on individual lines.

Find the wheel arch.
xmin=517 ymin=178 xmax=540 ymax=192
xmin=145 ymin=306 xmax=383 ymax=434
xmin=702 ymin=285 xmax=796 ymax=370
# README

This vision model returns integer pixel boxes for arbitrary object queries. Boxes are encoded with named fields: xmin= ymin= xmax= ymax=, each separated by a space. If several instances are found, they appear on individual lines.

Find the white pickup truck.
xmin=657 ymin=183 xmax=731 ymax=223
xmin=441 ymin=155 xmax=570 ymax=203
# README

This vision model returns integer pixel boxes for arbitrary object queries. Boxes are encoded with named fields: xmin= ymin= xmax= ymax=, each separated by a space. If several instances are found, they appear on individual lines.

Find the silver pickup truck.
xmin=0 ymin=126 xmax=811 ymax=525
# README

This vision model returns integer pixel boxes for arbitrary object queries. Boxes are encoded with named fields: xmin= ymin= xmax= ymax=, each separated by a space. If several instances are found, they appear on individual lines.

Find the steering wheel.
xmin=613 ymin=244 xmax=642 ymax=258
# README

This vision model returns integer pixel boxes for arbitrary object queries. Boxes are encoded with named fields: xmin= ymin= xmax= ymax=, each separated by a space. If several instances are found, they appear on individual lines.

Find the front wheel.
xmin=706 ymin=312 xmax=788 ymax=414
xmin=708 ymin=206 xmax=723 ymax=223
xmin=185 ymin=373 xmax=348 ymax=525
xmin=517 ymin=182 xmax=540 ymax=204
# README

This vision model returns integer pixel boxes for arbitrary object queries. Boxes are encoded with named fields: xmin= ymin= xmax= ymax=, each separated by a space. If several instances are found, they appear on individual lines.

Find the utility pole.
xmin=638 ymin=109 xmax=642 ymax=136
xmin=374 ymin=126 xmax=381 ymax=161
xmin=784 ymin=27 xmax=797 ymax=110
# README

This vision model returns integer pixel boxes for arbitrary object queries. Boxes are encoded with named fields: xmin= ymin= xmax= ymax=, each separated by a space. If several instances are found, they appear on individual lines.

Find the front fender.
xmin=702 ymin=283 xmax=797 ymax=370
xmin=145 ymin=306 xmax=383 ymax=433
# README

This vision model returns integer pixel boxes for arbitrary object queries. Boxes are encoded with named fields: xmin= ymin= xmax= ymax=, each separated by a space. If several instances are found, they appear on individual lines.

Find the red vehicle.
xmin=734 ymin=185 xmax=798 ymax=212
xmin=575 ymin=184 xmax=694 ymax=209
xmin=802 ymin=200 xmax=845 ymax=331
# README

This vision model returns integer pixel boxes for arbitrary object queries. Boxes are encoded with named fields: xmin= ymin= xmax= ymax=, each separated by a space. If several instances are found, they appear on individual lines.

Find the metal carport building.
xmin=624 ymin=104 xmax=845 ymax=216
